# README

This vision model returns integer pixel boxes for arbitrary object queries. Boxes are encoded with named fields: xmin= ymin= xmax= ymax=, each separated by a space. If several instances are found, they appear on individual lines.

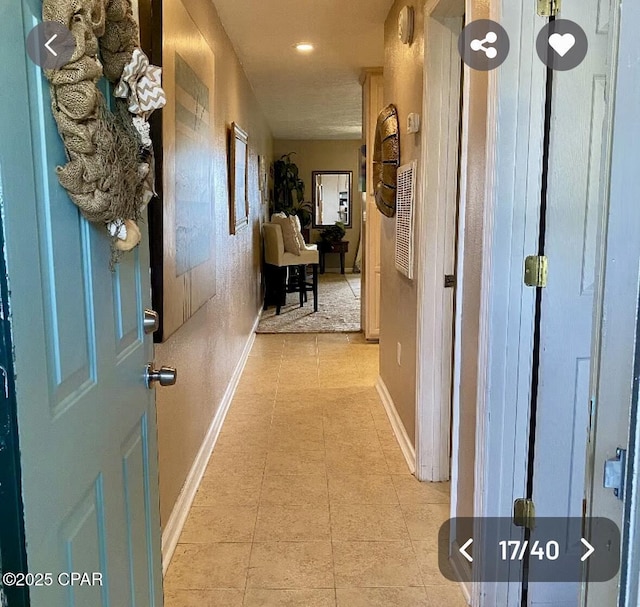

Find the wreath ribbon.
xmin=114 ymin=48 xmax=167 ymax=119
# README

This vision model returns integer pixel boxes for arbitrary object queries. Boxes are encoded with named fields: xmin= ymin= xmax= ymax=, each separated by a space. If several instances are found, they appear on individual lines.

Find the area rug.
xmin=257 ymin=273 xmax=361 ymax=334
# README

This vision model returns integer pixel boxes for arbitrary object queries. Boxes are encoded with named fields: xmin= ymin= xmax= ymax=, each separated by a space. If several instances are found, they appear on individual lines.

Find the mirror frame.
xmin=311 ymin=170 xmax=353 ymax=229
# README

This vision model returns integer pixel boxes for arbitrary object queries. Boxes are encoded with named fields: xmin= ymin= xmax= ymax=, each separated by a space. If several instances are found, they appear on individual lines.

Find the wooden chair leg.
xmin=303 ymin=264 xmax=308 ymax=302
xmin=298 ymin=265 xmax=305 ymax=308
xmin=313 ymin=264 xmax=319 ymax=312
xmin=276 ymin=266 xmax=287 ymax=315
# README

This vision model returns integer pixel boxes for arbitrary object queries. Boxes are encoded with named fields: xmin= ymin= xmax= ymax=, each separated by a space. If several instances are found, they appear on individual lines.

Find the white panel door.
xmin=528 ymin=0 xmax=615 ymax=604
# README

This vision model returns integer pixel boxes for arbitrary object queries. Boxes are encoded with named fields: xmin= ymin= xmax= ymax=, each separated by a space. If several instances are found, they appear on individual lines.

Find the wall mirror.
xmin=312 ymin=171 xmax=352 ymax=228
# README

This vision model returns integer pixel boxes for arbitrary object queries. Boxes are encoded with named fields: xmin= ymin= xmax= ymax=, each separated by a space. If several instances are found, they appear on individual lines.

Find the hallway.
xmin=163 ymin=333 xmax=466 ymax=606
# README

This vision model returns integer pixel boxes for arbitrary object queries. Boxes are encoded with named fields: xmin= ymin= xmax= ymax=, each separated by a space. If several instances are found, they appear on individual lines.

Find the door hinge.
xmin=604 ymin=448 xmax=626 ymax=501
xmin=524 ymin=255 xmax=548 ymax=288
xmin=444 ymin=274 xmax=456 ymax=288
xmin=537 ymin=0 xmax=561 ymax=17
xmin=514 ymin=498 xmax=536 ymax=530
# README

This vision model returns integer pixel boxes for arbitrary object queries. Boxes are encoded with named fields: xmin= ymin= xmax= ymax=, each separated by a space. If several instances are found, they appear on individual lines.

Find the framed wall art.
xmin=258 ymin=154 xmax=268 ymax=202
xmin=153 ymin=0 xmax=217 ymax=342
xmin=229 ymin=123 xmax=249 ymax=234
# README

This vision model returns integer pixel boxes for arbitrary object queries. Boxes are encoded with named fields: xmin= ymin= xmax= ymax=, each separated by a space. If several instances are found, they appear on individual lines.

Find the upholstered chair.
xmin=263 ymin=223 xmax=319 ymax=315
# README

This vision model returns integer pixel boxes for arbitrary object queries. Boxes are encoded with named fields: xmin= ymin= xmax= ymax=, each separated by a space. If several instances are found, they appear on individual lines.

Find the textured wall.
xmin=378 ymin=0 xmax=425 ymax=445
xmin=273 ymin=139 xmax=362 ymax=270
xmin=156 ymin=0 xmax=272 ymax=526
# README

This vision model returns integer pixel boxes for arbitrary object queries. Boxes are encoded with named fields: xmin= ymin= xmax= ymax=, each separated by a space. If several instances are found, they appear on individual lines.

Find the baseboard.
xmin=449 ymin=540 xmax=473 ymax=605
xmin=324 ymin=268 xmax=358 ymax=274
xmin=161 ymin=313 xmax=260 ymax=575
xmin=375 ymin=376 xmax=416 ymax=474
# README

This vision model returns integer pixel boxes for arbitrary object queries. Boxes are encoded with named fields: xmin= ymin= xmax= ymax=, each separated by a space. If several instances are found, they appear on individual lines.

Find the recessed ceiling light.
xmin=295 ymin=43 xmax=314 ymax=53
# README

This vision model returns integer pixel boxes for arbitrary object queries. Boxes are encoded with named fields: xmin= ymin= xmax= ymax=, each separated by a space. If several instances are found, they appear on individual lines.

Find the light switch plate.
xmin=407 ymin=113 xmax=421 ymax=134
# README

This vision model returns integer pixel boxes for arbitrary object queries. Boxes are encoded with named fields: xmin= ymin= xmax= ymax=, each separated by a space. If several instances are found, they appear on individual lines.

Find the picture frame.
xmin=359 ymin=144 xmax=367 ymax=193
xmin=259 ymin=154 xmax=268 ymax=198
xmin=150 ymin=2 xmax=218 ymax=343
xmin=229 ymin=122 xmax=249 ymax=234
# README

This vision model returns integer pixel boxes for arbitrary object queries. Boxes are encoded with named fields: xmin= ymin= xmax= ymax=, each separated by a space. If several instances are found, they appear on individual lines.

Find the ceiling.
xmin=212 ymin=0 xmax=394 ymax=140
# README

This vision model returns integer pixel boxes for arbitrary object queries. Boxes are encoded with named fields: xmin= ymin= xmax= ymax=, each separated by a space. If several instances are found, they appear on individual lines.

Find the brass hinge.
xmin=524 ymin=255 xmax=548 ymax=288
xmin=514 ymin=498 xmax=536 ymax=530
xmin=537 ymin=0 xmax=561 ymax=17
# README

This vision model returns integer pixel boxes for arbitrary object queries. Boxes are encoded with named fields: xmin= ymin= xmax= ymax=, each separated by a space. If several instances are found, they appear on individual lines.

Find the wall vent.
xmin=395 ymin=161 xmax=417 ymax=279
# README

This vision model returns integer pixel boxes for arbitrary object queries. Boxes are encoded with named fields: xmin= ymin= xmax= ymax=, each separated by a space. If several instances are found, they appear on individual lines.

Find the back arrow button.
xmin=460 ymin=538 xmax=474 ymax=563
xmin=27 ymin=22 xmax=76 ymax=70
xmin=45 ymin=34 xmax=59 ymax=57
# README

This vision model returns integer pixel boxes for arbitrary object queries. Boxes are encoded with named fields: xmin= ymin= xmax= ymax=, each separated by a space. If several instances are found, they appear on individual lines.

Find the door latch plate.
xmin=604 ymin=448 xmax=626 ymax=501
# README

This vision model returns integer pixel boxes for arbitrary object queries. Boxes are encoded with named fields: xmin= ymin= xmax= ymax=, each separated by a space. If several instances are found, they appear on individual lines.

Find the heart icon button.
xmin=537 ymin=20 xmax=588 ymax=71
xmin=548 ymin=33 xmax=576 ymax=57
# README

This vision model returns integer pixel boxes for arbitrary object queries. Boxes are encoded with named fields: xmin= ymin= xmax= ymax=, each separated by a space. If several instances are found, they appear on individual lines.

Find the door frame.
xmin=0 ymin=185 xmax=28 ymax=607
xmin=583 ymin=0 xmax=640 ymax=604
xmin=415 ymin=0 xmax=464 ymax=483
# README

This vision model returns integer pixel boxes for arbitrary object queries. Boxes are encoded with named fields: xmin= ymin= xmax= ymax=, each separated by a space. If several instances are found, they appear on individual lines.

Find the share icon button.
xmin=458 ymin=19 xmax=511 ymax=71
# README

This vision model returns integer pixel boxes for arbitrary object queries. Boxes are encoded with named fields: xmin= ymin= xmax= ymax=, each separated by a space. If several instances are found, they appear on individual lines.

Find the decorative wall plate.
xmin=398 ymin=6 xmax=415 ymax=45
xmin=373 ymin=104 xmax=400 ymax=217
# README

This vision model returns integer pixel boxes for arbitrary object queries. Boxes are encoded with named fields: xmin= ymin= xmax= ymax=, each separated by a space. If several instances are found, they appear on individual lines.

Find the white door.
xmin=584 ymin=0 xmax=640 ymax=604
xmin=527 ymin=0 xmax=617 ymax=604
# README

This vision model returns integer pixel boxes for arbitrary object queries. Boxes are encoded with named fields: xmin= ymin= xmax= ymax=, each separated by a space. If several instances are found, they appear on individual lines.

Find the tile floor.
xmin=164 ymin=333 xmax=468 ymax=606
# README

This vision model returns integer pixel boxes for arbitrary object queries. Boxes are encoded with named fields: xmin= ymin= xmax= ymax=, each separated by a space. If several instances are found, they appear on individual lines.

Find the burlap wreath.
xmin=42 ymin=0 xmax=161 ymax=241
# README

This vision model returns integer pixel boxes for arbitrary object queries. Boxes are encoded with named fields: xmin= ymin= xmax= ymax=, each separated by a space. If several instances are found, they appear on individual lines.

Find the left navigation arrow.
xmin=460 ymin=538 xmax=474 ymax=563
xmin=27 ymin=22 xmax=76 ymax=70
xmin=44 ymin=34 xmax=59 ymax=57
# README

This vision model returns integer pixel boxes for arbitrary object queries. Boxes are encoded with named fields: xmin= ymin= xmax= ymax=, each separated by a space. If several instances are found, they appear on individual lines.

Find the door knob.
xmin=145 ymin=363 xmax=177 ymax=389
xmin=143 ymin=309 xmax=160 ymax=334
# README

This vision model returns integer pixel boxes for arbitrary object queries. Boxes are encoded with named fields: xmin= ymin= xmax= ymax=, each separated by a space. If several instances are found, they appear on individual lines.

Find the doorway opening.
xmin=415 ymin=3 xmax=465 ymax=481
xmin=414 ymin=0 xmax=466 ymax=593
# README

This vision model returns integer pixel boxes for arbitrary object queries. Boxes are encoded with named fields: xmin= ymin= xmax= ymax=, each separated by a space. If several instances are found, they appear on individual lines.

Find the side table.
xmin=318 ymin=240 xmax=349 ymax=274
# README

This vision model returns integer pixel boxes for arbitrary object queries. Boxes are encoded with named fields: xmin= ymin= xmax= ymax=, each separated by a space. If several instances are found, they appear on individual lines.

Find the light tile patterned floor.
xmin=164 ymin=333 xmax=468 ymax=607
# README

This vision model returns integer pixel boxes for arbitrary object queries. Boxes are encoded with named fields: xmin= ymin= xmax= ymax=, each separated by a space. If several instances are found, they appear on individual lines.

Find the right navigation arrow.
xmin=581 ymin=538 xmax=595 ymax=562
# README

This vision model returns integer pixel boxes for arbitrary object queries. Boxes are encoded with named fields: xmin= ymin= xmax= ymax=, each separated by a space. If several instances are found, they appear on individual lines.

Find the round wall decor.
xmin=373 ymin=104 xmax=400 ymax=218
xmin=398 ymin=6 xmax=415 ymax=45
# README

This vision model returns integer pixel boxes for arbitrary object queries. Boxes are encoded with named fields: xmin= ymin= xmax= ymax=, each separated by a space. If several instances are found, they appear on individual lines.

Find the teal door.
xmin=0 ymin=3 xmax=164 ymax=607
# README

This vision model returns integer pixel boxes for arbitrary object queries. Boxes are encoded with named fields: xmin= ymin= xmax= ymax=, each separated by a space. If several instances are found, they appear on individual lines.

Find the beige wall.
xmin=378 ymin=0 xmax=425 ymax=444
xmin=378 ymin=0 xmax=489 ymax=529
xmin=155 ymin=0 xmax=272 ymax=526
xmin=273 ymin=140 xmax=362 ymax=270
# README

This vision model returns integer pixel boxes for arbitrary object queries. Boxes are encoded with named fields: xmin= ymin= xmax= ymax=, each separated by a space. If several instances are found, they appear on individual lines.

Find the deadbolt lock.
xmin=143 ymin=309 xmax=160 ymax=334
